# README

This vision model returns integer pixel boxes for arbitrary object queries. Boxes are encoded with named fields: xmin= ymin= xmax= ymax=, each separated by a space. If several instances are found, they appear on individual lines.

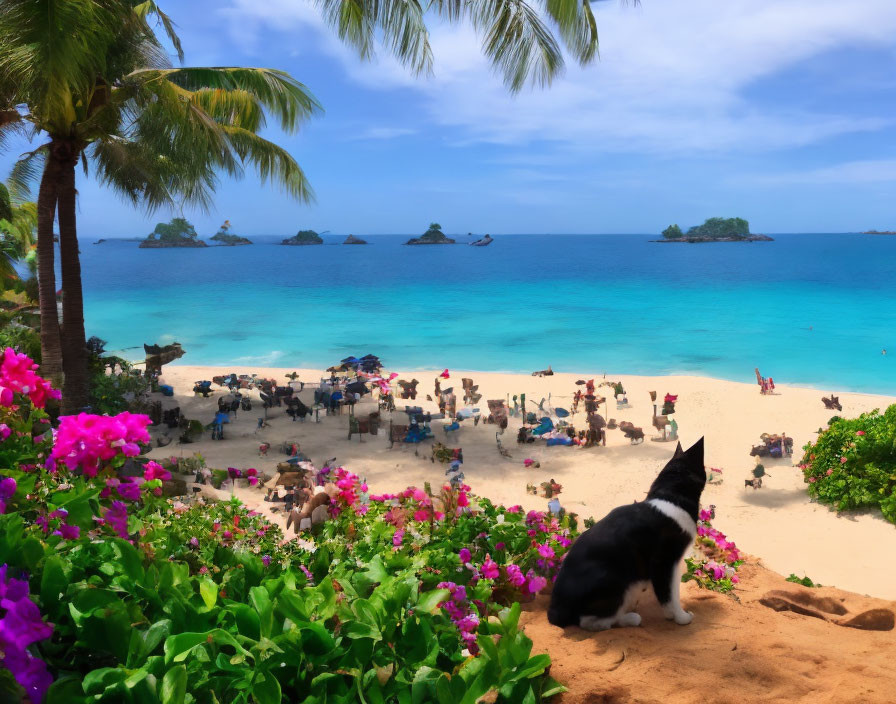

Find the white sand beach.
xmin=149 ymin=364 xmax=896 ymax=600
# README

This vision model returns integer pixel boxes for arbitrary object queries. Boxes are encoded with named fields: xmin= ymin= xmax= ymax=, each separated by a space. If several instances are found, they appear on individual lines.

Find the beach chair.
xmin=821 ymin=395 xmax=842 ymax=411
xmin=531 ymin=417 xmax=554 ymax=436
xmin=388 ymin=421 xmax=409 ymax=449
xmin=348 ymin=414 xmax=370 ymax=442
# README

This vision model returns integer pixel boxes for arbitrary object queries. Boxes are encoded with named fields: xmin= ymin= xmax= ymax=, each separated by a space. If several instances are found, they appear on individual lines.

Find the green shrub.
xmin=786 ymin=574 xmax=820 ymax=588
xmin=799 ymin=404 xmax=896 ymax=523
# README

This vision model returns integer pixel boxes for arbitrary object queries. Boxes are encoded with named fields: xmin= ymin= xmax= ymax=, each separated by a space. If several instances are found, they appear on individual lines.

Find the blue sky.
xmin=4 ymin=0 xmax=896 ymax=236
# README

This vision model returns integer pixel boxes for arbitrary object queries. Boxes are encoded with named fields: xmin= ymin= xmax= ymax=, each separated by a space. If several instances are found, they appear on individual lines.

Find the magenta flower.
xmin=116 ymin=481 xmax=142 ymax=502
xmin=457 ymin=491 xmax=469 ymax=507
xmin=537 ymin=543 xmax=555 ymax=559
xmin=413 ymin=509 xmax=429 ymax=522
xmin=222 ymin=530 xmax=233 ymax=540
xmin=103 ymin=501 xmax=129 ymax=539
xmin=262 ymin=555 xmax=271 ymax=567
xmin=480 ymin=555 xmax=499 ymax=580
xmin=526 ymin=573 xmax=548 ymax=594
xmin=856 ymin=431 xmax=865 ymax=436
xmin=495 ymin=542 xmax=505 ymax=551
xmin=0 ymin=347 xmax=60 ymax=409
xmin=505 ymin=564 xmax=526 ymax=587
xmin=143 ymin=460 xmax=171 ymax=482
xmin=248 ymin=477 xmax=258 ymax=486
xmin=227 ymin=467 xmax=242 ymax=479
xmin=459 ymin=548 xmax=472 ymax=564
xmin=0 ymin=424 xmax=10 ymax=441
xmin=393 ymin=529 xmax=404 ymax=547
xmin=199 ymin=566 xmax=209 ymax=575
xmin=840 ymin=457 xmax=847 ymax=464
xmin=0 ymin=564 xmax=54 ymax=703
xmin=48 ymin=412 xmax=151 ymax=475
xmin=189 ymin=537 xmax=199 ymax=548
xmin=53 ymin=524 xmax=80 ymax=541
xmin=0 ymin=477 xmax=16 ymax=514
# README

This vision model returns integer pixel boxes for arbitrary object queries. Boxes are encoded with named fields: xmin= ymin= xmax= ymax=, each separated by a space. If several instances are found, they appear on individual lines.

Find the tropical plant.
xmin=0 ymin=1 xmax=319 ymax=413
xmin=799 ymin=405 xmax=896 ymax=524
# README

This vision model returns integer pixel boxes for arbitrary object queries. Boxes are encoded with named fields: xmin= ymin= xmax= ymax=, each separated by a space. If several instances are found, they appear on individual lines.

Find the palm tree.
xmin=0 ymin=182 xmax=37 ymax=281
xmin=0 ymin=0 xmax=604 ymax=413
xmin=0 ymin=1 xmax=319 ymax=412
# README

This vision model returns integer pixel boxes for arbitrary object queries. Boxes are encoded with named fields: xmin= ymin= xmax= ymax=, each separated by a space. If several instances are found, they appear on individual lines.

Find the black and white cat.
xmin=548 ymin=437 xmax=706 ymax=631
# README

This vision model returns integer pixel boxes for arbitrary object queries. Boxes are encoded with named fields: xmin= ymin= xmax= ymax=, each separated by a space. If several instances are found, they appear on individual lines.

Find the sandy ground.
xmin=522 ymin=561 xmax=896 ymax=704
xmin=148 ymin=364 xmax=896 ymax=600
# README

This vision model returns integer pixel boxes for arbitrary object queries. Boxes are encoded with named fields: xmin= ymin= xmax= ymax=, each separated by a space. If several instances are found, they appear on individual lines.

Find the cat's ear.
xmin=685 ymin=437 xmax=705 ymax=465
xmin=672 ymin=442 xmax=684 ymax=459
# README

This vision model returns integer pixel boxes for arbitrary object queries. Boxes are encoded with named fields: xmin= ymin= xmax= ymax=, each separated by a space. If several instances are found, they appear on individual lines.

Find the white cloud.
xmin=224 ymin=0 xmax=896 ymax=154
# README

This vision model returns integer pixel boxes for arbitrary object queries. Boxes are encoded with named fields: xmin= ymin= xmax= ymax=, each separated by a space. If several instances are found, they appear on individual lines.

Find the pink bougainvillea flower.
xmin=495 ymin=542 xmax=505 ymax=551
xmin=480 ymin=555 xmax=499 ymax=580
xmin=189 ymin=537 xmax=199 ymax=548
xmin=459 ymin=548 xmax=472 ymax=564
xmin=826 ymin=469 xmax=833 ymax=476
xmin=48 ymin=412 xmax=151 ymax=476
xmin=116 ymin=481 xmax=142 ymax=502
xmin=0 ymin=424 xmax=10 ymax=441
xmin=537 ymin=543 xmax=555 ymax=559
xmin=199 ymin=566 xmax=209 ymax=575
xmin=440 ymin=369 xmax=450 ymax=379
xmin=248 ymin=477 xmax=258 ymax=486
xmin=808 ymin=477 xmax=816 ymax=483
xmin=526 ymin=572 xmax=548 ymax=594
xmin=507 ymin=505 xmax=522 ymax=514
xmin=0 ymin=347 xmax=60 ymax=409
xmin=505 ymin=564 xmax=526 ymax=587
xmin=457 ymin=491 xmax=469 ymax=507
xmin=0 ymin=477 xmax=15 ymax=514
xmin=393 ymin=528 xmax=405 ymax=547
xmin=856 ymin=431 xmax=865 ymax=436
xmin=143 ymin=461 xmax=171 ymax=482
xmin=103 ymin=501 xmax=129 ymax=539
xmin=413 ymin=509 xmax=429 ymax=522
xmin=54 ymin=524 xmax=80 ymax=540
xmin=245 ymin=468 xmax=258 ymax=477
xmin=262 ymin=555 xmax=271 ymax=567
xmin=840 ymin=457 xmax=848 ymax=464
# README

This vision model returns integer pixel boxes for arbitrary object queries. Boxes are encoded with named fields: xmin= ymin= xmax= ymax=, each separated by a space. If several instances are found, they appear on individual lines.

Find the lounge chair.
xmin=193 ymin=380 xmax=213 ymax=397
xmin=531 ymin=417 xmax=554 ymax=436
xmin=348 ymin=415 xmax=370 ymax=442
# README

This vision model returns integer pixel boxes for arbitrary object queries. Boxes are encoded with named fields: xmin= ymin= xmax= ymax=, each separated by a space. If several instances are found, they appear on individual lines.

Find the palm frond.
xmin=128 ymin=67 xmax=321 ymax=133
xmin=542 ymin=0 xmax=599 ymax=63
xmin=7 ymin=147 xmax=46 ymax=203
xmin=315 ymin=0 xmax=434 ymax=75
xmin=132 ymin=1 xmax=184 ymax=62
xmin=471 ymin=0 xmax=564 ymax=90
xmin=0 ymin=183 xmax=11 ymax=221
xmin=219 ymin=126 xmax=315 ymax=203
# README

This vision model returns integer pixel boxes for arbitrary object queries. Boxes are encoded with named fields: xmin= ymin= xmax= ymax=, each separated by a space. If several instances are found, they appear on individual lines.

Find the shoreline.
xmin=160 ymin=360 xmax=893 ymax=398
xmin=151 ymin=364 xmax=896 ymax=599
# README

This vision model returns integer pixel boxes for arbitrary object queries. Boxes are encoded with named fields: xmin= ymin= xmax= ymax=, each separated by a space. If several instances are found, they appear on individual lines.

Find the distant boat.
xmin=470 ymin=234 xmax=493 ymax=247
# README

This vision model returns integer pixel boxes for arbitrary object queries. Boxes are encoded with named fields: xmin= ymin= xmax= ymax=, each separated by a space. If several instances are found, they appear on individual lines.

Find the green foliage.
xmin=799 ymin=405 xmax=896 ymax=523
xmin=685 ymin=217 xmax=751 ymax=239
xmin=0 ymin=323 xmax=41 ymax=362
xmin=786 ymin=574 xmax=821 ymax=588
xmin=283 ymin=229 xmax=322 ymax=244
xmin=86 ymin=339 xmax=151 ymax=415
xmin=661 ymin=224 xmax=683 ymax=239
xmin=148 ymin=218 xmax=199 ymax=243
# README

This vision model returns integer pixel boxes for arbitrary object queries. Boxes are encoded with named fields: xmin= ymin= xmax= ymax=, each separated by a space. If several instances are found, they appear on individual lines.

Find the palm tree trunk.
xmin=55 ymin=142 xmax=89 ymax=414
xmin=36 ymin=155 xmax=63 ymax=386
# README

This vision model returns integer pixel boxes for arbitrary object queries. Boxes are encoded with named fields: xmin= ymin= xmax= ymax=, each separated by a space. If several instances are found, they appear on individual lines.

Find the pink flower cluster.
xmin=34 ymin=508 xmax=80 ymax=541
xmin=0 ymin=347 xmax=60 ymax=409
xmin=0 ymin=564 xmax=54 ymax=703
xmin=48 ymin=412 xmax=151 ymax=476
xmin=0 ymin=477 xmax=15 ymax=514
xmin=693 ymin=505 xmax=742 ymax=585
xmin=436 ymin=581 xmax=480 ymax=652
xmin=373 ymin=485 xmax=446 ymax=525
xmin=227 ymin=467 xmax=259 ymax=486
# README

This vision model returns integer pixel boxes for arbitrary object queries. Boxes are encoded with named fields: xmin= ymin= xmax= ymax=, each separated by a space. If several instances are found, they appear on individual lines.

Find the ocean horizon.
xmin=81 ymin=233 xmax=896 ymax=393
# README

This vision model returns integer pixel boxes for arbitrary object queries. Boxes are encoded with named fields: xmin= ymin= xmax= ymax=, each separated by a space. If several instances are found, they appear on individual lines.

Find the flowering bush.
xmin=0 ymin=349 xmax=566 ymax=702
xmin=799 ymin=405 xmax=896 ymax=523
xmin=682 ymin=506 xmax=744 ymax=593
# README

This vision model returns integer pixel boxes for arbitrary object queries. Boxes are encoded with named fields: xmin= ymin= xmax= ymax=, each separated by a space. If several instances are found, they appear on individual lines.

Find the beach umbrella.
xmin=346 ymin=381 xmax=369 ymax=396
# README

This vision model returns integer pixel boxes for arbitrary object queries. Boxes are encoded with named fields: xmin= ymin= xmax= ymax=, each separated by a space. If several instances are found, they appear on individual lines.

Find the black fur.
xmin=548 ymin=438 xmax=706 ymax=628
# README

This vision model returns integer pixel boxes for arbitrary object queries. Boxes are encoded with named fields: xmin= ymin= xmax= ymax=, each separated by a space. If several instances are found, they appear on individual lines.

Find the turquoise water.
xmin=80 ymin=234 xmax=896 ymax=393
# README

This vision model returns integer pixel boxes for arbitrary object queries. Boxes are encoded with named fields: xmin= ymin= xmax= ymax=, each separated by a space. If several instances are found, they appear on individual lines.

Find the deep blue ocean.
xmin=79 ymin=234 xmax=896 ymax=393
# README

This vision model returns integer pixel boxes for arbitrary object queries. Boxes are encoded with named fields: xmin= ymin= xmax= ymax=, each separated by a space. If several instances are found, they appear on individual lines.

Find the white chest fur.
xmin=646 ymin=498 xmax=697 ymax=539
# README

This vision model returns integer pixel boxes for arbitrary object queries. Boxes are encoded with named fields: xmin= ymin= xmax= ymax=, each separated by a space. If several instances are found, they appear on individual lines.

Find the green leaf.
xmin=40 ymin=555 xmax=69 ymax=614
xmin=160 ymin=665 xmax=187 ymax=704
xmin=252 ymin=672 xmax=282 ymax=704
xmin=415 ymin=588 xmax=449 ymax=614
xmin=20 ymin=536 xmax=44 ymax=570
xmin=44 ymin=675 xmax=87 ymax=704
xmin=199 ymin=578 xmax=217 ymax=609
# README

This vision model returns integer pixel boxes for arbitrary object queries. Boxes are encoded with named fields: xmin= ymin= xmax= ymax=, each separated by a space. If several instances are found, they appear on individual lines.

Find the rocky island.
xmin=863 ymin=230 xmax=896 ymax=235
xmin=404 ymin=222 xmax=456 ymax=245
xmin=343 ymin=234 xmax=367 ymax=244
xmin=653 ymin=217 xmax=773 ymax=243
xmin=281 ymin=229 xmax=323 ymax=245
xmin=139 ymin=217 xmax=207 ymax=248
xmin=210 ymin=220 xmax=251 ymax=245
